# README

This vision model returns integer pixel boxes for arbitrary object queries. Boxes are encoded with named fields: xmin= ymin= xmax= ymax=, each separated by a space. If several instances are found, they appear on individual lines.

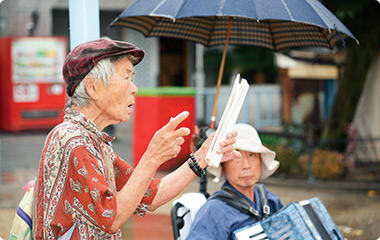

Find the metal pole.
xmin=209 ymin=17 xmax=233 ymax=129
xmin=0 ymin=137 xmax=2 ymax=184
xmin=0 ymin=3 xmax=2 ymax=36
xmin=195 ymin=44 xmax=205 ymax=122
xmin=68 ymin=0 xmax=100 ymax=50
xmin=307 ymin=125 xmax=315 ymax=183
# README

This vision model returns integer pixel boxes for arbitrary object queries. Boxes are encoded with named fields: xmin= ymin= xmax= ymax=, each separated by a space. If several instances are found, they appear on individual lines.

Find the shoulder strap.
xmin=256 ymin=183 xmax=270 ymax=219
xmin=209 ymin=187 xmax=261 ymax=221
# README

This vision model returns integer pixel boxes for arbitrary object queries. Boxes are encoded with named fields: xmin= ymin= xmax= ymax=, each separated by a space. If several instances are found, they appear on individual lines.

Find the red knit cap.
xmin=63 ymin=38 xmax=145 ymax=97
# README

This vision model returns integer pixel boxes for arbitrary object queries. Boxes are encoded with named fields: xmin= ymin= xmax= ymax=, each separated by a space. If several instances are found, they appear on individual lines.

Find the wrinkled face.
xmin=223 ymin=150 xmax=262 ymax=192
xmin=97 ymin=57 xmax=138 ymax=124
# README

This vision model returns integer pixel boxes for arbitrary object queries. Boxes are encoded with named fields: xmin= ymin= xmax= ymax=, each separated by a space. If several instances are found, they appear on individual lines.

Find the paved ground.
xmin=1 ymin=127 xmax=380 ymax=240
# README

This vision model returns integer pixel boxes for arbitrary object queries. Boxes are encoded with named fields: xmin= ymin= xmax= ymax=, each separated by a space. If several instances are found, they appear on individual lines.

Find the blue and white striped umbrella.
xmin=110 ymin=0 xmax=358 ymax=51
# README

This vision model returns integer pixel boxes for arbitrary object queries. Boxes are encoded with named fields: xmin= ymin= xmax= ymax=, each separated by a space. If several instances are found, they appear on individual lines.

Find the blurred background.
xmin=0 ymin=0 xmax=380 ymax=239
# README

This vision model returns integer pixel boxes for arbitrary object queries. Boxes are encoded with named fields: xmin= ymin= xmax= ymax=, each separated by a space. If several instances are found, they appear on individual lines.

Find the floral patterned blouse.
xmin=33 ymin=109 xmax=160 ymax=239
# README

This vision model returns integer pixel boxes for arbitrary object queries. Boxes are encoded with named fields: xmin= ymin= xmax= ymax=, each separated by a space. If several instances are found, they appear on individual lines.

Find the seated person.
xmin=186 ymin=123 xmax=283 ymax=240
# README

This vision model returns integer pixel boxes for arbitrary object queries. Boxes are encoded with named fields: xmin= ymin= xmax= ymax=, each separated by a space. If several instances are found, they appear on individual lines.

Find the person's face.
xmin=223 ymin=150 xmax=262 ymax=192
xmin=97 ymin=57 xmax=138 ymax=125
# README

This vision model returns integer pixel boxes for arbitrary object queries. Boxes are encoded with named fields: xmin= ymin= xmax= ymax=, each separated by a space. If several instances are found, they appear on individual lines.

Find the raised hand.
xmin=195 ymin=130 xmax=240 ymax=168
xmin=143 ymin=111 xmax=191 ymax=167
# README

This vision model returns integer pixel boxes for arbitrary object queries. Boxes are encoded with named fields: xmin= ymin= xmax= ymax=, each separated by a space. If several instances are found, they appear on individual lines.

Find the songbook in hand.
xmin=205 ymin=74 xmax=250 ymax=167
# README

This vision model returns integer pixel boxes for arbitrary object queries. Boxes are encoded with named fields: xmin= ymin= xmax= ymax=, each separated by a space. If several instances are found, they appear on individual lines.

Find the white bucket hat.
xmin=208 ymin=123 xmax=280 ymax=182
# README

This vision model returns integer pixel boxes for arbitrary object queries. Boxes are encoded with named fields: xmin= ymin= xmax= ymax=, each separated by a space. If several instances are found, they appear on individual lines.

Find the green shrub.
xmin=274 ymin=145 xmax=301 ymax=175
xmin=261 ymin=134 xmax=304 ymax=176
xmin=298 ymin=148 xmax=353 ymax=180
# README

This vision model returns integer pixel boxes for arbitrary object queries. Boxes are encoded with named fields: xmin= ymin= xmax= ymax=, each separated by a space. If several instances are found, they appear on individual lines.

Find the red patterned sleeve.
xmin=113 ymin=155 xmax=161 ymax=216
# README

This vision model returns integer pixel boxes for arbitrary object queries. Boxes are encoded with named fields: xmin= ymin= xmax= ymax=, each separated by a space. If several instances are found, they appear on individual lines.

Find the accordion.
xmin=233 ymin=198 xmax=344 ymax=240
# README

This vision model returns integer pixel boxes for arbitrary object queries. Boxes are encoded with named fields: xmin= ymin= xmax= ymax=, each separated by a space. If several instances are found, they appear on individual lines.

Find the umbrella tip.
xmin=108 ymin=17 xmax=119 ymax=29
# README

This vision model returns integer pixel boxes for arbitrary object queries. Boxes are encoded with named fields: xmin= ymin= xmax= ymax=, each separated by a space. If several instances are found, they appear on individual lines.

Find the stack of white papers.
xmin=205 ymin=74 xmax=250 ymax=167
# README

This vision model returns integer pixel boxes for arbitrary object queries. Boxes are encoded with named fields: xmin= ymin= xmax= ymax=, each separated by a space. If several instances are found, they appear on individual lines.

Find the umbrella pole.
xmin=209 ymin=17 xmax=233 ymax=129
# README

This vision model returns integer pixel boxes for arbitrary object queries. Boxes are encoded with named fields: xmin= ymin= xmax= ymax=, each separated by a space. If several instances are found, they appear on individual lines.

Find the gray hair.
xmin=65 ymin=54 xmax=137 ymax=108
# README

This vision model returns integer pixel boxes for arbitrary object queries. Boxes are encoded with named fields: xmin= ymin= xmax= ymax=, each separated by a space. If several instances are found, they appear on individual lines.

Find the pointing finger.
xmin=166 ymin=111 xmax=190 ymax=131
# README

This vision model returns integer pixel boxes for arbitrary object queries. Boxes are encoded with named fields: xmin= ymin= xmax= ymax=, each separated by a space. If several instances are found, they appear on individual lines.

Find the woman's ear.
xmin=85 ymin=76 xmax=100 ymax=100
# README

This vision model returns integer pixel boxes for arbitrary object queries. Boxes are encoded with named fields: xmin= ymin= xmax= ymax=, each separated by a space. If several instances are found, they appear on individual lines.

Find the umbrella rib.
xmin=267 ymin=21 xmax=277 ymax=51
xmin=217 ymin=0 xmax=227 ymax=15
xmin=304 ymin=0 xmax=337 ymax=49
xmin=251 ymin=0 xmax=259 ymax=21
xmin=281 ymin=0 xmax=295 ymax=21
xmin=150 ymin=0 xmax=167 ymax=15
xmin=317 ymin=27 xmax=334 ymax=49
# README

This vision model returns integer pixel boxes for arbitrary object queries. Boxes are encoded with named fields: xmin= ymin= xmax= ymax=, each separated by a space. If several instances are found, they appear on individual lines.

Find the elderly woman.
xmin=32 ymin=38 xmax=240 ymax=239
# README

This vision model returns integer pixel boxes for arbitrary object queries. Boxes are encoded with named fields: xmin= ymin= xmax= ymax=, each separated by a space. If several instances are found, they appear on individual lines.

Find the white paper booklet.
xmin=205 ymin=74 xmax=250 ymax=167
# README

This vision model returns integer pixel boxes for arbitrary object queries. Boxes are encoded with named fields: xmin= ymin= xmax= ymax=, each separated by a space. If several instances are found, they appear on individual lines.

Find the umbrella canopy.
xmin=109 ymin=0 xmax=358 ymax=128
xmin=109 ymin=0 xmax=358 ymax=51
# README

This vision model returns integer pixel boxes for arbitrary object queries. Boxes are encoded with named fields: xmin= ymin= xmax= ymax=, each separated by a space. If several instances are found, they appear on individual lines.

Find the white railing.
xmin=196 ymin=84 xmax=282 ymax=129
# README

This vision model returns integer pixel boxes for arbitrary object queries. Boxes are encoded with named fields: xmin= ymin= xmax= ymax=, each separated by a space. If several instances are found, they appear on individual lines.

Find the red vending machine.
xmin=133 ymin=87 xmax=196 ymax=171
xmin=0 ymin=36 xmax=67 ymax=132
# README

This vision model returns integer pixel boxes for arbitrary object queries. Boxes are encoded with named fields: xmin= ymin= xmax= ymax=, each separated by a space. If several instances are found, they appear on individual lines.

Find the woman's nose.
xmin=132 ymin=82 xmax=138 ymax=94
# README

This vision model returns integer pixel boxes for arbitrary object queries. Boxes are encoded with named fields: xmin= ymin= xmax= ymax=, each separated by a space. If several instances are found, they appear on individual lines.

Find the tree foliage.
xmin=321 ymin=0 xmax=380 ymax=142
